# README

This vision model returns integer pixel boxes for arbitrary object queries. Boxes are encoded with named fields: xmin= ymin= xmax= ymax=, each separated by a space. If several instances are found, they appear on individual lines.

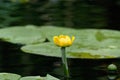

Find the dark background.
xmin=0 ymin=0 xmax=120 ymax=30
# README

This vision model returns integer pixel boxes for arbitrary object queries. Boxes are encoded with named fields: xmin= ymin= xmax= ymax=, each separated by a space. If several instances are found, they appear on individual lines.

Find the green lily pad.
xmin=39 ymin=26 xmax=99 ymax=46
xmin=40 ymin=26 xmax=120 ymax=49
xmin=0 ymin=25 xmax=45 ymax=44
xmin=39 ymin=26 xmax=120 ymax=46
xmin=0 ymin=72 xmax=21 ymax=80
xmin=20 ymin=76 xmax=44 ymax=80
xmin=20 ymin=74 xmax=59 ymax=80
xmin=45 ymin=74 xmax=60 ymax=80
xmin=21 ymin=42 xmax=120 ymax=59
xmin=21 ymin=28 xmax=120 ymax=59
xmin=39 ymin=26 xmax=77 ymax=41
xmin=71 ymin=29 xmax=120 ymax=49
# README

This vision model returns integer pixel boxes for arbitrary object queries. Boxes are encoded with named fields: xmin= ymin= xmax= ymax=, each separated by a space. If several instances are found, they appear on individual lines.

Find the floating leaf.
xmin=21 ymin=28 xmax=120 ymax=59
xmin=0 ymin=73 xmax=21 ymax=80
xmin=39 ymin=27 xmax=120 ymax=47
xmin=39 ymin=27 xmax=120 ymax=49
xmin=39 ymin=26 xmax=99 ymax=43
xmin=45 ymin=74 xmax=60 ymax=80
xmin=21 ymin=42 xmax=120 ymax=59
xmin=39 ymin=26 xmax=77 ymax=42
xmin=20 ymin=74 xmax=59 ymax=80
xmin=0 ymin=25 xmax=45 ymax=44
xmin=20 ymin=76 xmax=44 ymax=80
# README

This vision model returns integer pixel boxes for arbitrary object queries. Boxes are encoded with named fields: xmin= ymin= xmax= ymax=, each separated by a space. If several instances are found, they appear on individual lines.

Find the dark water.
xmin=0 ymin=41 xmax=120 ymax=80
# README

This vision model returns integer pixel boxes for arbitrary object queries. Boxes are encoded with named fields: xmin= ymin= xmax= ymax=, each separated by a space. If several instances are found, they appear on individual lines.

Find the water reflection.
xmin=52 ymin=58 xmax=120 ymax=80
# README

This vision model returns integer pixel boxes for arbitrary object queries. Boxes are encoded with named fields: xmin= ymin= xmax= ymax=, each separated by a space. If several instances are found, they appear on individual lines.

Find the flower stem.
xmin=61 ymin=47 xmax=70 ymax=78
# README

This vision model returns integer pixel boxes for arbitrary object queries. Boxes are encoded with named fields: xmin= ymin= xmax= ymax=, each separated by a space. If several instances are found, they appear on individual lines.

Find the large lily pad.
xmin=21 ymin=42 xmax=120 ymax=59
xmin=0 ymin=25 xmax=45 ymax=44
xmin=21 ymin=28 xmax=120 ymax=59
xmin=39 ymin=26 xmax=77 ymax=41
xmin=39 ymin=26 xmax=120 ymax=45
xmin=74 ymin=29 xmax=120 ymax=49
xmin=0 ymin=73 xmax=21 ymax=80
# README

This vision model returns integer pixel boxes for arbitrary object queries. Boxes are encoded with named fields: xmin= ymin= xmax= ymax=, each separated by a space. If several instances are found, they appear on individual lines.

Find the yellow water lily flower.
xmin=53 ymin=35 xmax=75 ymax=47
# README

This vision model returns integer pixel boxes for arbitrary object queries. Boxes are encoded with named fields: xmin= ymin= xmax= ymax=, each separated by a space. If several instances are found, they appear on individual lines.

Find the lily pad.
xmin=39 ymin=26 xmax=77 ymax=41
xmin=0 ymin=25 xmax=45 ymax=44
xmin=21 ymin=28 xmax=120 ymax=59
xmin=39 ymin=26 xmax=120 ymax=47
xmin=45 ymin=74 xmax=60 ymax=80
xmin=71 ymin=29 xmax=120 ymax=49
xmin=0 ymin=72 xmax=21 ymax=80
xmin=21 ymin=42 xmax=120 ymax=59
xmin=20 ymin=74 xmax=59 ymax=80
xmin=20 ymin=76 xmax=44 ymax=80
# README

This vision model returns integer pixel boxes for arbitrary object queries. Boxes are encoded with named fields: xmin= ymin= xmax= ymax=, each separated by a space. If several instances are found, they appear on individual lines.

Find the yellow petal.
xmin=53 ymin=36 xmax=59 ymax=45
xmin=59 ymin=38 xmax=67 ymax=47
xmin=71 ymin=36 xmax=75 ymax=42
